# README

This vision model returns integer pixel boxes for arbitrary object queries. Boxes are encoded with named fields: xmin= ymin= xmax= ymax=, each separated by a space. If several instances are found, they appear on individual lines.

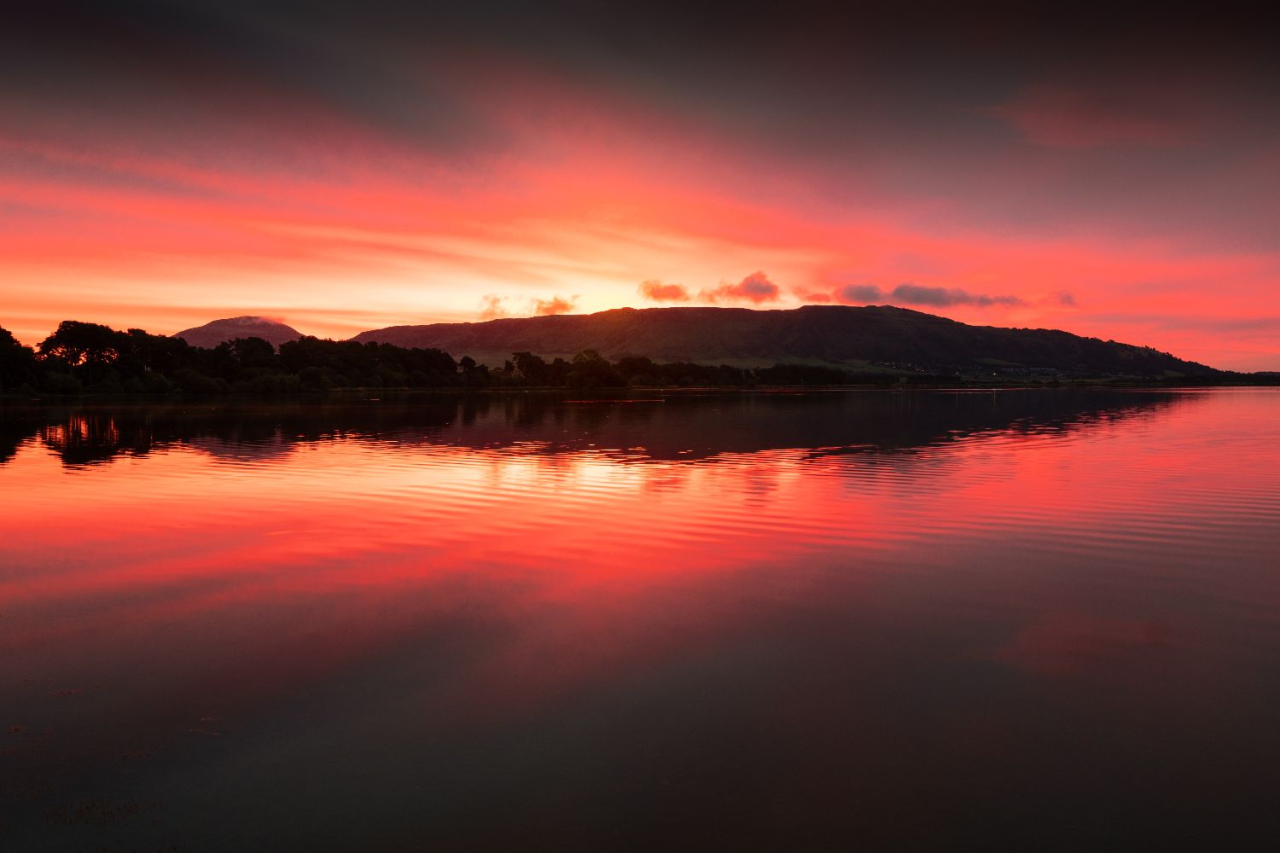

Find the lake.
xmin=2 ymin=388 xmax=1279 ymax=851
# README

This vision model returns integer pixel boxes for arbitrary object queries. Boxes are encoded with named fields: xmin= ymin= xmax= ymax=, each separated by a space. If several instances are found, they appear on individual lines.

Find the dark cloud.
xmin=890 ymin=284 xmax=1023 ymax=307
xmin=699 ymin=272 xmax=780 ymax=305
xmin=2 ymin=1 xmax=1277 ymax=252
xmin=639 ymin=280 xmax=691 ymax=302
xmin=803 ymin=283 xmax=1023 ymax=308
xmin=0 ymin=1 xmax=504 ymax=164
xmin=989 ymin=83 xmax=1209 ymax=149
xmin=835 ymin=284 xmax=884 ymax=304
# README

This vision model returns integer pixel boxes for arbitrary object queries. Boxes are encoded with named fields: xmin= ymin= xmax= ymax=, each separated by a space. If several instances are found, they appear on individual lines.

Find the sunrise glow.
xmin=3 ymin=4 xmax=1277 ymax=369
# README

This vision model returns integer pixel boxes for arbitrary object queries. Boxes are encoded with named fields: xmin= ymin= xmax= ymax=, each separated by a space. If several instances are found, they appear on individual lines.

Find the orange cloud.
xmin=639 ymin=280 xmax=690 ymax=302
xmin=533 ymin=295 xmax=577 ymax=316
xmin=699 ymin=272 xmax=780 ymax=305
xmin=479 ymin=295 xmax=508 ymax=320
xmin=793 ymin=288 xmax=831 ymax=304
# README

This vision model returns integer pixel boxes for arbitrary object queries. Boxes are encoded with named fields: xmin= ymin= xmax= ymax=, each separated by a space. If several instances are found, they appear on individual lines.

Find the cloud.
xmin=533 ymin=295 xmax=577 ymax=316
xmin=479 ymin=294 xmax=508 ymax=320
xmin=834 ymin=284 xmax=884 ymax=304
xmin=1051 ymin=290 xmax=1077 ymax=306
xmin=699 ymin=271 xmax=780 ymax=305
xmin=793 ymin=288 xmax=832 ymax=303
xmin=639 ymin=279 xmax=691 ymax=302
xmin=890 ymin=284 xmax=1023 ymax=307
xmin=989 ymin=83 xmax=1206 ymax=149
xmin=800 ymin=283 xmax=1023 ymax=308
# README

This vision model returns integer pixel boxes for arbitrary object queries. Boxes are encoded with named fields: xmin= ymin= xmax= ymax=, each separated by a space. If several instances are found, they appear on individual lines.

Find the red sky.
xmin=2 ymin=2 xmax=1278 ymax=369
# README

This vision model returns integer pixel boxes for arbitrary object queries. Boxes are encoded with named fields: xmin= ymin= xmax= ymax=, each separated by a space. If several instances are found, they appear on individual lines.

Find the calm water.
xmin=2 ymin=389 xmax=1279 ymax=851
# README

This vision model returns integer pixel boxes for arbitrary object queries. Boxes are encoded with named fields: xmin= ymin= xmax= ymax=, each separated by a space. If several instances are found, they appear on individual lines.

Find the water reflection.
xmin=2 ymin=388 xmax=1184 ymax=468
xmin=2 ymin=389 xmax=1279 ymax=852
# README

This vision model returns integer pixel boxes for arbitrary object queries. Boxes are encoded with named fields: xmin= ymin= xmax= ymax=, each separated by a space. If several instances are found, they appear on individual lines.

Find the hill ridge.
xmin=350 ymin=305 xmax=1215 ymax=377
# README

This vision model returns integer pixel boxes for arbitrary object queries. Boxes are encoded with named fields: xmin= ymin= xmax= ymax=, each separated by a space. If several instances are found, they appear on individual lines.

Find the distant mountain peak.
xmin=175 ymin=316 xmax=304 ymax=350
xmin=216 ymin=315 xmax=279 ymax=324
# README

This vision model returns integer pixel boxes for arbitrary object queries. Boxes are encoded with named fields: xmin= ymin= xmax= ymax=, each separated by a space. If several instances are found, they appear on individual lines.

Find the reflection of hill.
xmin=0 ymin=424 xmax=24 ymax=465
xmin=445 ymin=390 xmax=1186 ymax=460
xmin=0 ymin=390 xmax=1187 ymax=469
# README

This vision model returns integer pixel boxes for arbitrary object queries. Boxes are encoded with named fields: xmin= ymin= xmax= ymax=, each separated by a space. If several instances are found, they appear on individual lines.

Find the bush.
xmin=233 ymin=372 xmax=302 ymax=396
xmin=143 ymin=372 xmax=179 ymax=395
xmin=173 ymin=368 xmax=231 ymax=395
xmin=299 ymin=366 xmax=333 ymax=391
xmin=41 ymin=372 xmax=83 ymax=395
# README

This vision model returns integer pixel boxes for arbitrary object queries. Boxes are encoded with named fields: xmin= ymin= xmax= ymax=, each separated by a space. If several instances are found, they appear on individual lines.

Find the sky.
xmin=2 ymin=1 xmax=1278 ymax=369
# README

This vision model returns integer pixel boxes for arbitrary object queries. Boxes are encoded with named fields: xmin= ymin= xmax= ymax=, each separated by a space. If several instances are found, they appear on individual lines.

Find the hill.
xmin=352 ymin=305 xmax=1216 ymax=378
xmin=175 ymin=316 xmax=304 ymax=350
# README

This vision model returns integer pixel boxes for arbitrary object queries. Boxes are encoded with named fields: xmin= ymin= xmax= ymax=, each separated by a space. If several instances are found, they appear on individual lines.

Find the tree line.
xmin=1 ymin=320 xmax=872 ymax=396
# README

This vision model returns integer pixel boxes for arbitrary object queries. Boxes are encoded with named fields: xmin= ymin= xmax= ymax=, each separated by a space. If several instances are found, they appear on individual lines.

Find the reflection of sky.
xmin=2 ymin=390 xmax=1280 ymax=848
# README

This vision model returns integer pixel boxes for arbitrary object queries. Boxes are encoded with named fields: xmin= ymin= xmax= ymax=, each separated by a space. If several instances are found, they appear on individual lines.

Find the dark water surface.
xmin=2 ymin=389 xmax=1279 ymax=851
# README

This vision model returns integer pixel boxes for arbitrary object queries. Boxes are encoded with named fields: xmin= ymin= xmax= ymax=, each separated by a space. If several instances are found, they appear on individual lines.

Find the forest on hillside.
xmin=1 ymin=321 xmax=871 ymax=396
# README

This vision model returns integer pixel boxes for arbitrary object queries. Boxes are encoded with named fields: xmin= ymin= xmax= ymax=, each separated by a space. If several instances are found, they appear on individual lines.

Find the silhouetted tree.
xmin=220 ymin=336 xmax=277 ymax=370
xmin=38 ymin=320 xmax=128 ymax=386
xmin=0 ymin=326 xmax=38 ymax=393
xmin=512 ymin=351 xmax=549 ymax=385
xmin=614 ymin=356 xmax=655 ymax=383
xmin=567 ymin=350 xmax=625 ymax=389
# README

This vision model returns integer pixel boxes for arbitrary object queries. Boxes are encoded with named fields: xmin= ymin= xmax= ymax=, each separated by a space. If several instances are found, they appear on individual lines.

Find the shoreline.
xmin=3 ymin=377 xmax=1279 ymax=406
